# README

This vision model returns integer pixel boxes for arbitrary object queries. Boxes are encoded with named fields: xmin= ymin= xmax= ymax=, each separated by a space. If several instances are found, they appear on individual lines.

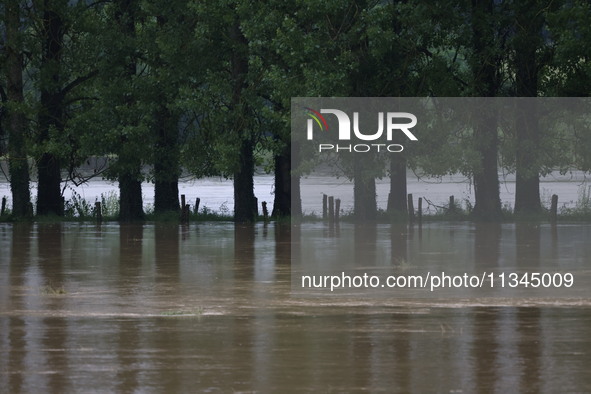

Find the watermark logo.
xmin=304 ymin=108 xmax=417 ymax=152
xmin=304 ymin=107 xmax=329 ymax=134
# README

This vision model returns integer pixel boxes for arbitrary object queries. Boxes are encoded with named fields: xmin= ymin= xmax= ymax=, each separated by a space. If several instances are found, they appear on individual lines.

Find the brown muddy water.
xmin=1 ymin=222 xmax=591 ymax=393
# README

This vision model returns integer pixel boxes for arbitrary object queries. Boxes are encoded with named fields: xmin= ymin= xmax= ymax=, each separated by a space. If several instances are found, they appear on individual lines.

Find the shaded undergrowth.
xmin=2 ymin=186 xmax=591 ymax=224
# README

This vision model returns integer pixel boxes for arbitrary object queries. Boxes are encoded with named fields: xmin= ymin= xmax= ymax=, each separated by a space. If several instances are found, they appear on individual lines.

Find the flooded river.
xmin=1 ymin=222 xmax=591 ymax=392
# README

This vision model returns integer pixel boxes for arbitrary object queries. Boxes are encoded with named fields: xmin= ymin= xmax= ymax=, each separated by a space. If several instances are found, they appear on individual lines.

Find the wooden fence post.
xmin=418 ymin=197 xmax=423 ymax=224
xmin=407 ymin=194 xmax=415 ymax=223
xmin=95 ymin=202 xmax=102 ymax=223
xmin=387 ymin=193 xmax=392 ymax=212
xmin=262 ymin=201 xmax=269 ymax=221
xmin=184 ymin=204 xmax=190 ymax=222
xmin=551 ymin=194 xmax=558 ymax=222
xmin=180 ymin=195 xmax=189 ymax=223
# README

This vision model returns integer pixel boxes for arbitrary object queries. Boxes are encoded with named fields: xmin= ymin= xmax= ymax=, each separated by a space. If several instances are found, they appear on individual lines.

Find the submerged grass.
xmin=61 ymin=189 xmax=120 ymax=221
xmin=0 ymin=212 xmax=12 ymax=222
xmin=191 ymin=206 xmax=234 ymax=222
xmin=39 ymin=283 xmax=67 ymax=295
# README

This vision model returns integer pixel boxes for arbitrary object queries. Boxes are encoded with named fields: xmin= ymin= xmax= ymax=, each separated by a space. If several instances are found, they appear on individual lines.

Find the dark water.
xmin=1 ymin=222 xmax=591 ymax=393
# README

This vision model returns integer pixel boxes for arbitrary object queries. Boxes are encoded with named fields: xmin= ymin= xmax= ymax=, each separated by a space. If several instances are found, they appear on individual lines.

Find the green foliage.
xmin=193 ymin=204 xmax=234 ymax=221
xmin=100 ymin=191 xmax=120 ymax=218
xmin=62 ymin=189 xmax=119 ymax=220
xmin=64 ymin=188 xmax=92 ymax=218
xmin=560 ymin=185 xmax=591 ymax=219
xmin=545 ymin=0 xmax=591 ymax=96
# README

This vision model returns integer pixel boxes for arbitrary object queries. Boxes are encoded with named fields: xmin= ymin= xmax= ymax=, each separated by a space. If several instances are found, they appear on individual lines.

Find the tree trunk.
xmin=230 ymin=22 xmax=256 ymax=223
xmin=116 ymin=0 xmax=144 ymax=221
xmin=37 ymin=153 xmax=63 ymax=216
xmin=470 ymin=0 xmax=502 ymax=220
xmin=388 ymin=154 xmax=407 ymax=215
xmin=515 ymin=169 xmax=541 ymax=213
xmin=272 ymin=143 xmax=291 ymax=217
xmin=353 ymin=155 xmax=377 ymax=222
xmin=345 ymin=7 xmax=378 ymax=223
xmin=472 ymin=106 xmax=502 ymax=220
xmin=290 ymin=142 xmax=302 ymax=218
xmin=514 ymin=102 xmax=541 ymax=214
xmin=5 ymin=0 xmax=32 ymax=217
xmin=513 ymin=1 xmax=543 ymax=214
xmin=152 ymin=14 xmax=180 ymax=214
xmin=154 ymin=105 xmax=180 ymax=213
xmin=119 ymin=168 xmax=144 ymax=221
xmin=36 ymin=4 xmax=65 ymax=216
xmin=233 ymin=136 xmax=257 ymax=222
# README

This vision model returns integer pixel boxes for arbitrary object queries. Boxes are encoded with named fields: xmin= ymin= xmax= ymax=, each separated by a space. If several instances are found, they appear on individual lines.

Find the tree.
xmin=4 ymin=0 xmax=32 ymax=217
xmin=102 ymin=0 xmax=145 ymax=221
xmin=146 ymin=10 xmax=185 ymax=214
xmin=511 ymin=0 xmax=547 ymax=214
xmin=467 ymin=0 xmax=503 ymax=220
xmin=240 ymin=0 xmax=327 ymax=218
xmin=229 ymin=20 xmax=258 ymax=223
xmin=138 ymin=0 xmax=202 ymax=214
xmin=268 ymin=0 xmax=383 ymax=221
xmin=544 ymin=1 xmax=591 ymax=172
xmin=187 ymin=1 xmax=269 ymax=223
xmin=23 ymin=0 xmax=101 ymax=216
xmin=35 ymin=0 xmax=67 ymax=216
xmin=545 ymin=0 xmax=591 ymax=97
xmin=362 ymin=1 xmax=450 ymax=216
xmin=153 ymin=103 xmax=180 ymax=213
